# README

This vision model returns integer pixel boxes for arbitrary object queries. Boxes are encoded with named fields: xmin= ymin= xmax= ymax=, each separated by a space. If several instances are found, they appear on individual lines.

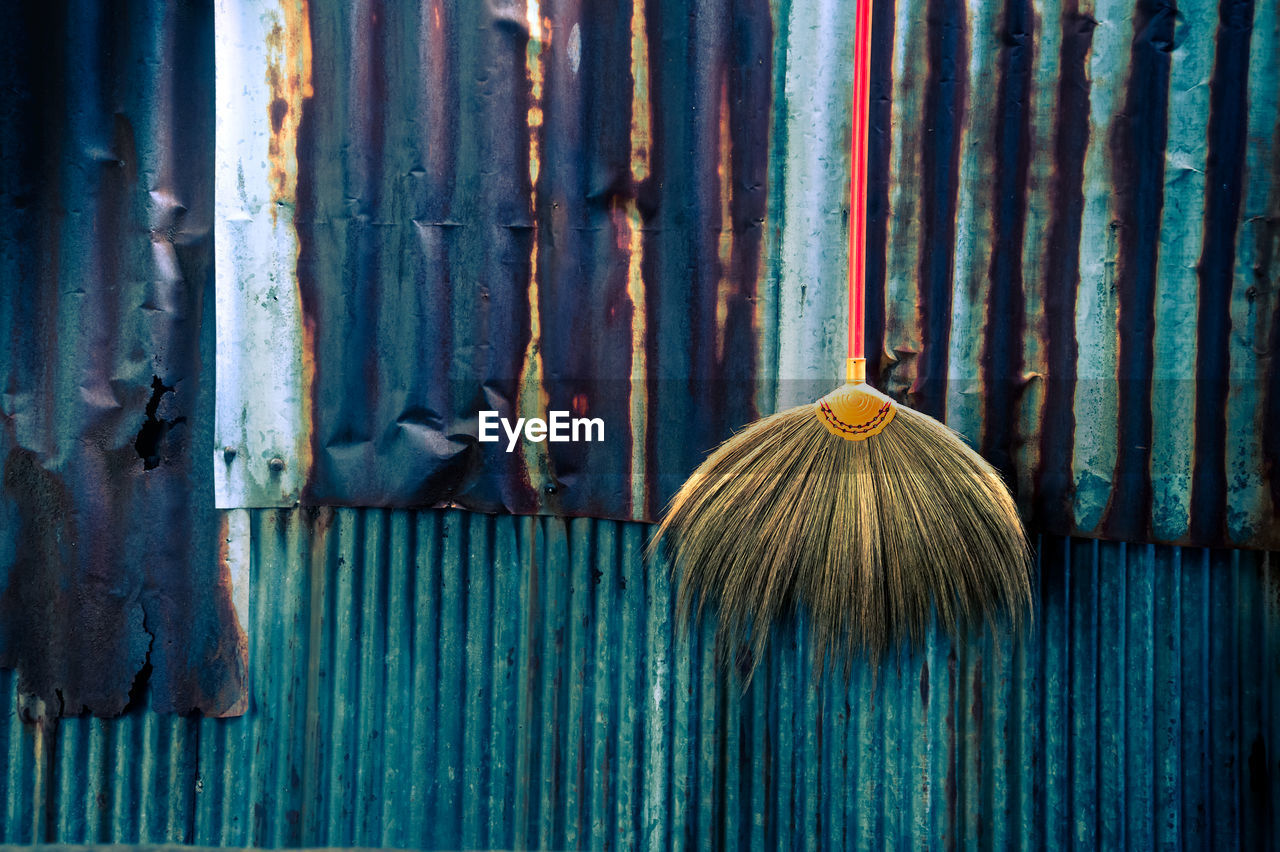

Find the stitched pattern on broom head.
xmin=818 ymin=398 xmax=892 ymax=436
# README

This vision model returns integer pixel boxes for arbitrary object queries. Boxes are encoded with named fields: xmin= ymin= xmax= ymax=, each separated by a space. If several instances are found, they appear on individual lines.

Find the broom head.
xmin=650 ymin=370 xmax=1033 ymax=682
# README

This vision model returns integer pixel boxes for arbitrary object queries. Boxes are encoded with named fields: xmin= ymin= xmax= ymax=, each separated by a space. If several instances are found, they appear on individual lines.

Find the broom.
xmin=650 ymin=0 xmax=1033 ymax=680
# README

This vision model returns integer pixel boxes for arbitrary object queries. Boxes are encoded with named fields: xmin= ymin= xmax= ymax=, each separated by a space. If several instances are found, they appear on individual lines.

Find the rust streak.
xmin=715 ymin=71 xmax=733 ymax=362
xmin=213 ymin=510 xmax=249 ymax=717
xmin=518 ymin=0 xmax=553 ymax=503
xmin=264 ymin=0 xmax=313 ymax=226
xmin=264 ymin=0 xmax=314 ymax=487
xmin=626 ymin=0 xmax=651 ymax=518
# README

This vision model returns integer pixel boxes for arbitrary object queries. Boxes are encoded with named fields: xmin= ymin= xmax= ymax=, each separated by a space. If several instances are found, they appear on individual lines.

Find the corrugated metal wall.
xmin=214 ymin=0 xmax=1280 ymax=548
xmin=5 ymin=0 xmax=1279 ymax=715
xmin=3 ymin=512 xmax=1277 ymax=848
xmin=4 ymin=0 xmax=1280 ymax=844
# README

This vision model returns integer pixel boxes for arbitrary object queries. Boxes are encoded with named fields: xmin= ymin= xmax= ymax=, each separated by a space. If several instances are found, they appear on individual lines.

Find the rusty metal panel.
xmin=216 ymin=0 xmax=780 ymax=519
xmin=0 ymin=0 xmax=246 ymax=717
xmin=2 ymin=513 xmax=1278 ymax=847
xmin=211 ymin=0 xmax=1280 ymax=547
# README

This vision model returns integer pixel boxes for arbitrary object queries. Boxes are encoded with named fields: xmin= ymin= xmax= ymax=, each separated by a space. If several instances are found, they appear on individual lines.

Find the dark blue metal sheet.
xmin=2 ymin=511 xmax=1277 ymax=847
xmin=0 ymin=0 xmax=245 ymax=717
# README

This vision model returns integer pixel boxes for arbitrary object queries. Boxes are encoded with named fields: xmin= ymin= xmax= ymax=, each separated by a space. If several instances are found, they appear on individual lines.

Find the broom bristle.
xmin=649 ymin=399 xmax=1033 ymax=682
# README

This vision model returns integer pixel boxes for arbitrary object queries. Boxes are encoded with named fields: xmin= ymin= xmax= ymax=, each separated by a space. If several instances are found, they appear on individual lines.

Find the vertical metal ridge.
xmin=1235 ymin=548 xmax=1273 ymax=849
xmin=926 ymin=629 xmax=950 ymax=846
xmin=1097 ymin=540 xmax=1126 ymax=846
xmin=1149 ymin=0 xmax=1215 ymax=544
xmin=615 ymin=523 xmax=645 ymax=845
xmin=563 ymin=518 xmax=590 ymax=847
xmin=1152 ymin=544 xmax=1182 ymax=848
xmin=980 ymin=0 xmax=1034 ymax=480
xmin=537 ymin=517 xmax=568 ymax=848
xmin=641 ymin=509 xmax=672 ymax=849
xmin=1228 ymin=0 xmax=1279 ymax=546
xmin=1069 ymin=0 xmax=1129 ymax=536
xmin=2 ymin=671 xmax=29 ymax=842
xmin=864 ymin=0 xmax=898 ymax=385
xmin=512 ymin=515 xmax=537 ymax=847
xmin=435 ymin=509 xmax=464 ymax=847
xmin=819 ymin=670 xmax=840 ymax=850
xmin=1189 ymin=0 xmax=1257 ymax=543
xmin=358 ymin=509 xmax=390 ymax=845
xmin=1011 ymin=539 xmax=1041 ymax=850
xmin=1256 ymin=11 xmax=1280 ymax=537
xmin=914 ymin=0 xmax=969 ymax=420
xmin=668 ymin=548 xmax=693 ymax=848
xmin=487 ymin=512 xmax=520 ymax=846
xmin=1124 ymin=543 xmax=1156 ymax=848
xmin=1013 ymin=0 xmax=1060 ymax=519
xmin=755 ymin=0 xmax=790 ymax=419
xmin=1033 ymin=0 xmax=1093 ymax=530
xmin=1099 ymin=0 xmax=1178 ymax=542
xmin=882 ymin=0 xmax=927 ymax=400
xmin=957 ymin=627 xmax=979 ymax=848
xmin=1264 ymin=552 xmax=1279 ymax=847
xmin=1069 ymin=538 xmax=1100 ymax=846
xmin=944 ymin=0 xmax=1001 ymax=445
xmin=586 ymin=519 xmax=615 ymax=847
xmin=986 ymin=623 xmax=1017 ymax=849
xmin=460 ymin=510 xmax=489 ymax=848
xmin=407 ymin=510 xmax=442 ymax=847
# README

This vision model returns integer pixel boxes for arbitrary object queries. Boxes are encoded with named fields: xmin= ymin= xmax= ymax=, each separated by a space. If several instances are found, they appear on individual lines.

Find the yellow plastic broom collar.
xmin=815 ymin=359 xmax=896 ymax=441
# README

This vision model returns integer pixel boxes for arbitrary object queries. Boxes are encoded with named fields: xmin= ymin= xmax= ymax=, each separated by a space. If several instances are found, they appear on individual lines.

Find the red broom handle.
xmin=847 ymin=0 xmax=873 ymax=380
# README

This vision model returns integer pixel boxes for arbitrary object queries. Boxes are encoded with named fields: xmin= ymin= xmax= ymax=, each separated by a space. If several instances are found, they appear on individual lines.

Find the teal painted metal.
xmin=5 ymin=0 xmax=1280 ymax=721
xmin=3 ymin=510 xmax=1277 ymax=848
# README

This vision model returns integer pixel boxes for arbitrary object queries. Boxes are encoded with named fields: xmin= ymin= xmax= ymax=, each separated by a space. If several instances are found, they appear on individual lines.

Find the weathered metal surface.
xmin=213 ymin=0 xmax=1280 ymax=547
xmin=2 ymin=511 xmax=1278 ymax=847
xmin=232 ymin=0 xmax=777 ymax=521
xmin=0 ymin=0 xmax=246 ymax=716
xmin=213 ymin=0 xmax=314 ymax=507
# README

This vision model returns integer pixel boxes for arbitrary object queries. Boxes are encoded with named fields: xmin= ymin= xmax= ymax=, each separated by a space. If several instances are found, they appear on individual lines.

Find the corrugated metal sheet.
xmin=214 ymin=0 xmax=779 ymax=519
xmin=3 ymin=510 xmax=1278 ymax=848
xmin=0 ymin=0 xmax=245 ymax=716
xmin=214 ymin=0 xmax=1280 ymax=549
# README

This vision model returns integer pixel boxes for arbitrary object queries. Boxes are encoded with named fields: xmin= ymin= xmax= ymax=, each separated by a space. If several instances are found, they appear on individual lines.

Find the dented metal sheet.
xmin=2 ymin=514 xmax=1278 ymax=847
xmin=273 ymin=0 xmax=778 ymax=519
xmin=0 ymin=0 xmax=246 ymax=717
xmin=214 ymin=0 xmax=1280 ymax=547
